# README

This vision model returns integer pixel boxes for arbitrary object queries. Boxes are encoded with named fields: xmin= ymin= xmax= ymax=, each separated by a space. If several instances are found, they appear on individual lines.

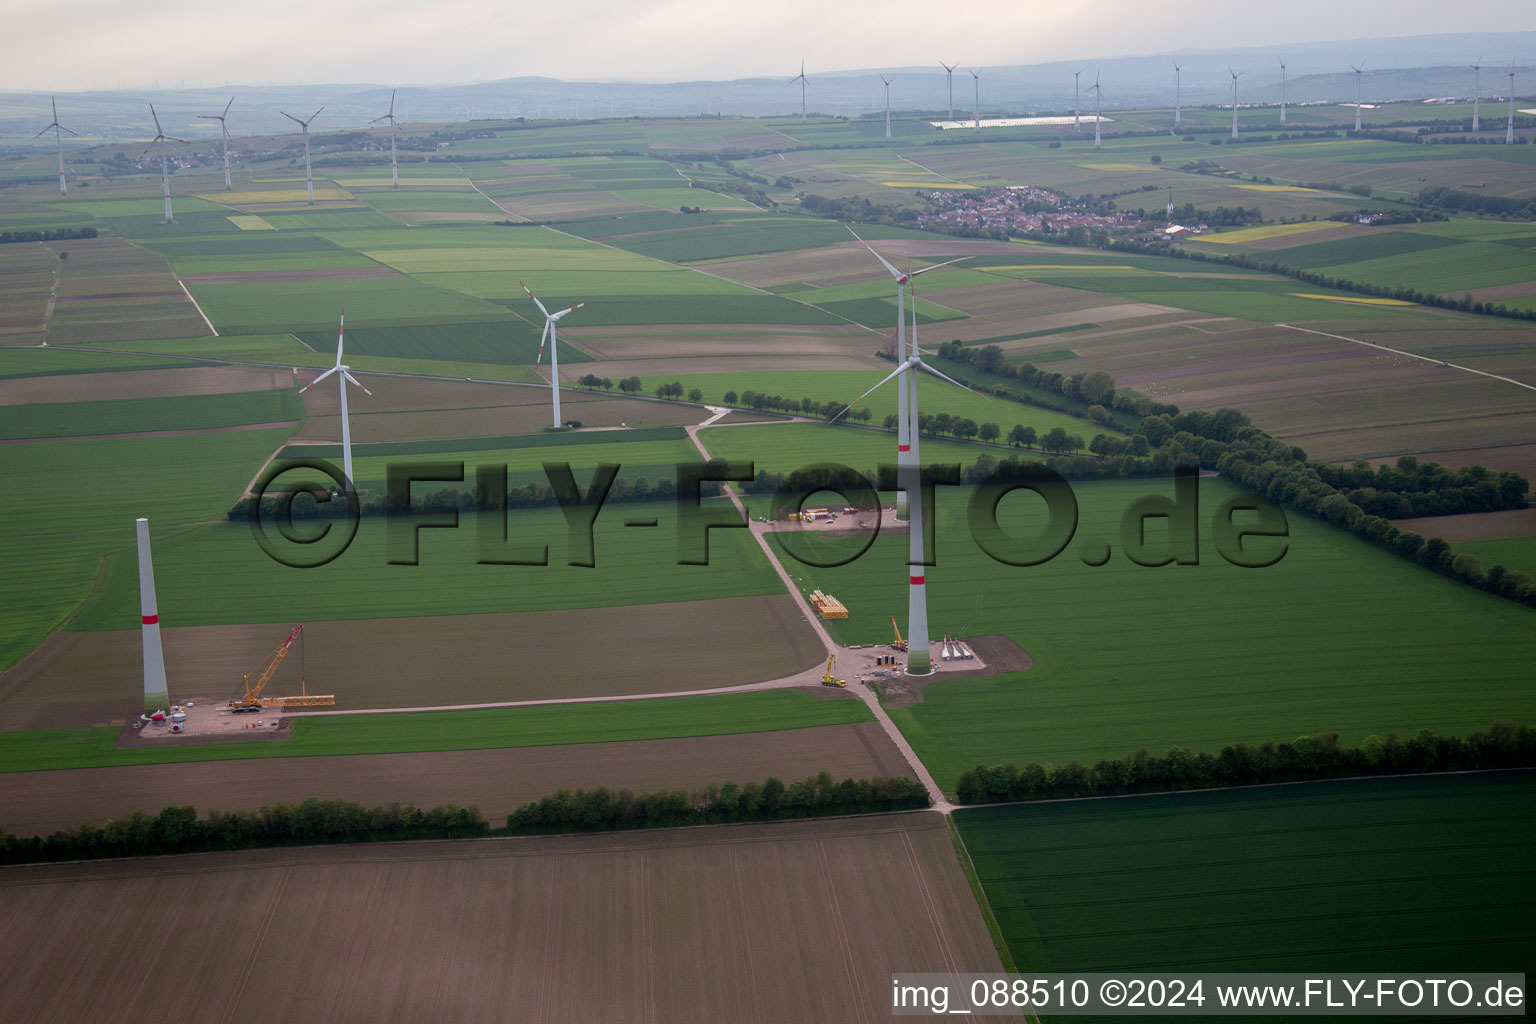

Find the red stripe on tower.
xmin=909 ymin=575 xmax=924 ymax=585
xmin=142 ymin=614 xmax=158 ymax=625
xmin=898 ymin=445 xmax=910 ymax=452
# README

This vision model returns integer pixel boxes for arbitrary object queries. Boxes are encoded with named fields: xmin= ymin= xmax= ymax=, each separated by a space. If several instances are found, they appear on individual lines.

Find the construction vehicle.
xmin=889 ymin=616 xmax=909 ymax=652
xmin=228 ymin=625 xmax=335 ymax=712
xmin=821 ymin=654 xmax=846 ymax=687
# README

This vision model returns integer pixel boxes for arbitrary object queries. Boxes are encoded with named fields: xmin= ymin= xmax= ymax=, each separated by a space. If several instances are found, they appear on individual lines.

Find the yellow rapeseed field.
xmin=1195 ymin=221 xmax=1344 ymax=244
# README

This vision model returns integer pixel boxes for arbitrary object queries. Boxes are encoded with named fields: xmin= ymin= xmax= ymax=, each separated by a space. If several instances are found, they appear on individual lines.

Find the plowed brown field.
xmin=0 ymin=812 xmax=1000 ymax=1023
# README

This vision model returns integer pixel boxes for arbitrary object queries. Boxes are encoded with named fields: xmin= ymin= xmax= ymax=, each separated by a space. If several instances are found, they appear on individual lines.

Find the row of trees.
xmin=719 ymin=389 xmax=875 ymax=422
xmin=0 ymin=775 xmax=929 ymax=864
xmin=505 ymin=773 xmax=929 ymax=834
xmin=574 ymin=374 xmax=644 ymax=395
xmin=955 ymin=721 xmax=1536 ymax=804
xmin=0 ymin=226 xmax=97 ymax=244
xmin=0 ymin=799 xmax=490 ymax=865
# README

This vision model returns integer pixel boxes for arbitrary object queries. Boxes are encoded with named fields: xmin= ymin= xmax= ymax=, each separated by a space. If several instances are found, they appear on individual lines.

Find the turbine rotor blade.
xmin=342 ymin=371 xmax=372 ymax=396
xmin=911 ymin=255 xmax=970 ymax=277
xmin=830 ymin=363 xmax=910 ymax=423
xmin=280 ymin=110 xmax=302 ymax=125
xmin=309 ymin=107 xmax=324 ymax=123
xmin=535 ymin=320 xmax=549 ymax=365
xmin=846 ymin=224 xmax=902 ymax=279
xmin=223 ymin=96 xmax=234 ymax=118
xmin=551 ymin=301 xmax=587 ymax=319
xmin=914 ymin=359 xmax=976 ymax=394
xmin=520 ymin=280 xmax=550 ymax=318
xmin=298 ymin=365 xmax=340 ymax=393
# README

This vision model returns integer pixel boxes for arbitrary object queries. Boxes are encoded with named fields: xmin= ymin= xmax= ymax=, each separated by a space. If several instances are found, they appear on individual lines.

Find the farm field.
xmin=0 ymin=388 xmax=301 ymax=439
xmin=0 ymin=721 xmax=909 ymax=836
xmin=638 ymin=369 xmax=1099 ymax=438
xmin=0 ymin=812 xmax=1000 ymax=1024
xmin=2 ymin=594 xmax=826 ymax=730
xmin=767 ymin=477 xmax=1536 ymax=792
xmin=955 ymin=772 xmax=1536 ymax=971
xmin=66 ymin=502 xmax=785 ymax=633
xmin=697 ymin=420 xmax=1021 ymax=478
xmin=0 ymin=688 xmax=872 ymax=773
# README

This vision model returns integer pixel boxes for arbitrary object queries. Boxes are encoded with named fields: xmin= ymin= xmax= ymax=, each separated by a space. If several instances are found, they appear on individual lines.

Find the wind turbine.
xmin=1279 ymin=58 xmax=1288 ymax=123
xmin=1350 ymin=62 xmax=1365 ymax=131
xmin=880 ymin=74 xmax=893 ymax=138
xmin=1229 ymin=65 xmax=1242 ymax=140
xmin=522 ymin=282 xmax=587 ymax=430
xmin=297 ymin=311 xmax=372 ymax=492
xmin=845 ymin=225 xmax=966 ymax=520
xmin=1091 ymin=72 xmax=1104 ymax=148
xmin=1507 ymin=60 xmax=1518 ymax=144
xmin=832 ymin=263 xmax=975 ymax=677
xmin=971 ymin=69 xmax=982 ymax=131
xmin=1471 ymin=55 xmax=1483 ymax=131
xmin=940 ymin=61 xmax=957 ymax=119
xmin=36 ymin=97 xmax=76 ymax=196
xmin=1173 ymin=62 xmax=1183 ymax=127
xmin=280 ymin=106 xmax=324 ymax=205
xmin=1074 ymin=68 xmax=1086 ymax=131
xmin=371 ymin=90 xmax=404 ymax=187
xmin=197 ymin=97 xmax=234 ymax=190
xmin=791 ymin=60 xmax=808 ymax=123
xmin=142 ymin=104 xmax=185 ymax=223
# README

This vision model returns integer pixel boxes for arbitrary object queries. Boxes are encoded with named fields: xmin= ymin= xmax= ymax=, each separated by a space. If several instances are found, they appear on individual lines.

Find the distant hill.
xmin=1 ymin=30 xmax=1533 ymax=142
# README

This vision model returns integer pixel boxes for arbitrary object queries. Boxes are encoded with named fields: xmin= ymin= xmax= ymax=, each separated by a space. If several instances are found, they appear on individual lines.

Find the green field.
xmin=184 ymin=275 xmax=512 ymax=334
xmin=0 ymin=688 xmax=873 ymax=773
xmin=69 ymin=498 xmax=782 ymax=630
xmin=955 ymin=772 xmax=1536 ymax=972
xmin=769 ymin=478 xmax=1536 ymax=791
xmin=0 ymin=389 xmax=302 ymax=440
xmin=0 ymin=428 xmax=297 ymax=671
xmin=697 ymin=421 xmax=1015 ymax=479
xmin=293 ymin=320 xmax=560 ymax=366
xmin=646 ymin=371 xmax=1097 ymax=439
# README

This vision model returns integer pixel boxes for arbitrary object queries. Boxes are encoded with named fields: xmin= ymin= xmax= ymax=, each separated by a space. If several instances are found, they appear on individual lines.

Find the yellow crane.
xmin=228 ymin=625 xmax=335 ymax=712
xmin=821 ymin=653 xmax=846 ymax=687
xmin=889 ymin=616 xmax=908 ymax=652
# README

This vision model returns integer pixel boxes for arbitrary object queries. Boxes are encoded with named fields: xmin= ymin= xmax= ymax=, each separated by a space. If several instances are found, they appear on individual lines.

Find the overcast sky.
xmin=5 ymin=0 xmax=1534 ymax=91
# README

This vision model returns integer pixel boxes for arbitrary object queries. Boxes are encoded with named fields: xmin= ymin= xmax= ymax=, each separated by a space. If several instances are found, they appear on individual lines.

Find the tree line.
xmin=0 ymin=226 xmax=97 ymax=244
xmin=0 ymin=773 xmax=928 ymax=866
xmin=505 ymin=772 xmax=929 ymax=834
xmin=955 ymin=720 xmax=1536 ymax=804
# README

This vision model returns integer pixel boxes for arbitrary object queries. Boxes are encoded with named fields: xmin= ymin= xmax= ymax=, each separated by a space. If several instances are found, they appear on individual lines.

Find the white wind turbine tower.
xmin=142 ymin=104 xmax=185 ymax=224
xmin=1074 ymin=68 xmax=1086 ymax=131
xmin=971 ymin=69 xmax=981 ymax=131
xmin=197 ymin=97 xmax=234 ymax=190
xmin=1279 ymin=58 xmax=1288 ymax=123
xmin=136 ymin=518 xmax=170 ymax=716
xmin=941 ymin=61 xmax=957 ymax=119
xmin=1173 ymin=62 xmax=1183 ymax=127
xmin=880 ymin=75 xmax=893 ymax=138
xmin=1506 ymin=60 xmax=1518 ymax=144
xmin=371 ymin=90 xmax=404 ymax=187
xmin=1351 ymin=62 xmax=1365 ymax=131
xmin=1091 ymin=72 xmax=1104 ymax=148
xmin=791 ymin=60 xmax=808 ymax=123
xmin=297 ymin=311 xmax=372 ymax=492
xmin=36 ymin=98 xmax=76 ymax=196
xmin=832 ymin=261 xmax=976 ymax=676
xmin=280 ymin=106 xmax=324 ymax=205
xmin=845 ymin=225 xmax=966 ymax=521
xmin=1471 ymin=55 xmax=1483 ymax=131
xmin=522 ymin=282 xmax=588 ymax=430
xmin=1228 ymin=65 xmax=1242 ymax=140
